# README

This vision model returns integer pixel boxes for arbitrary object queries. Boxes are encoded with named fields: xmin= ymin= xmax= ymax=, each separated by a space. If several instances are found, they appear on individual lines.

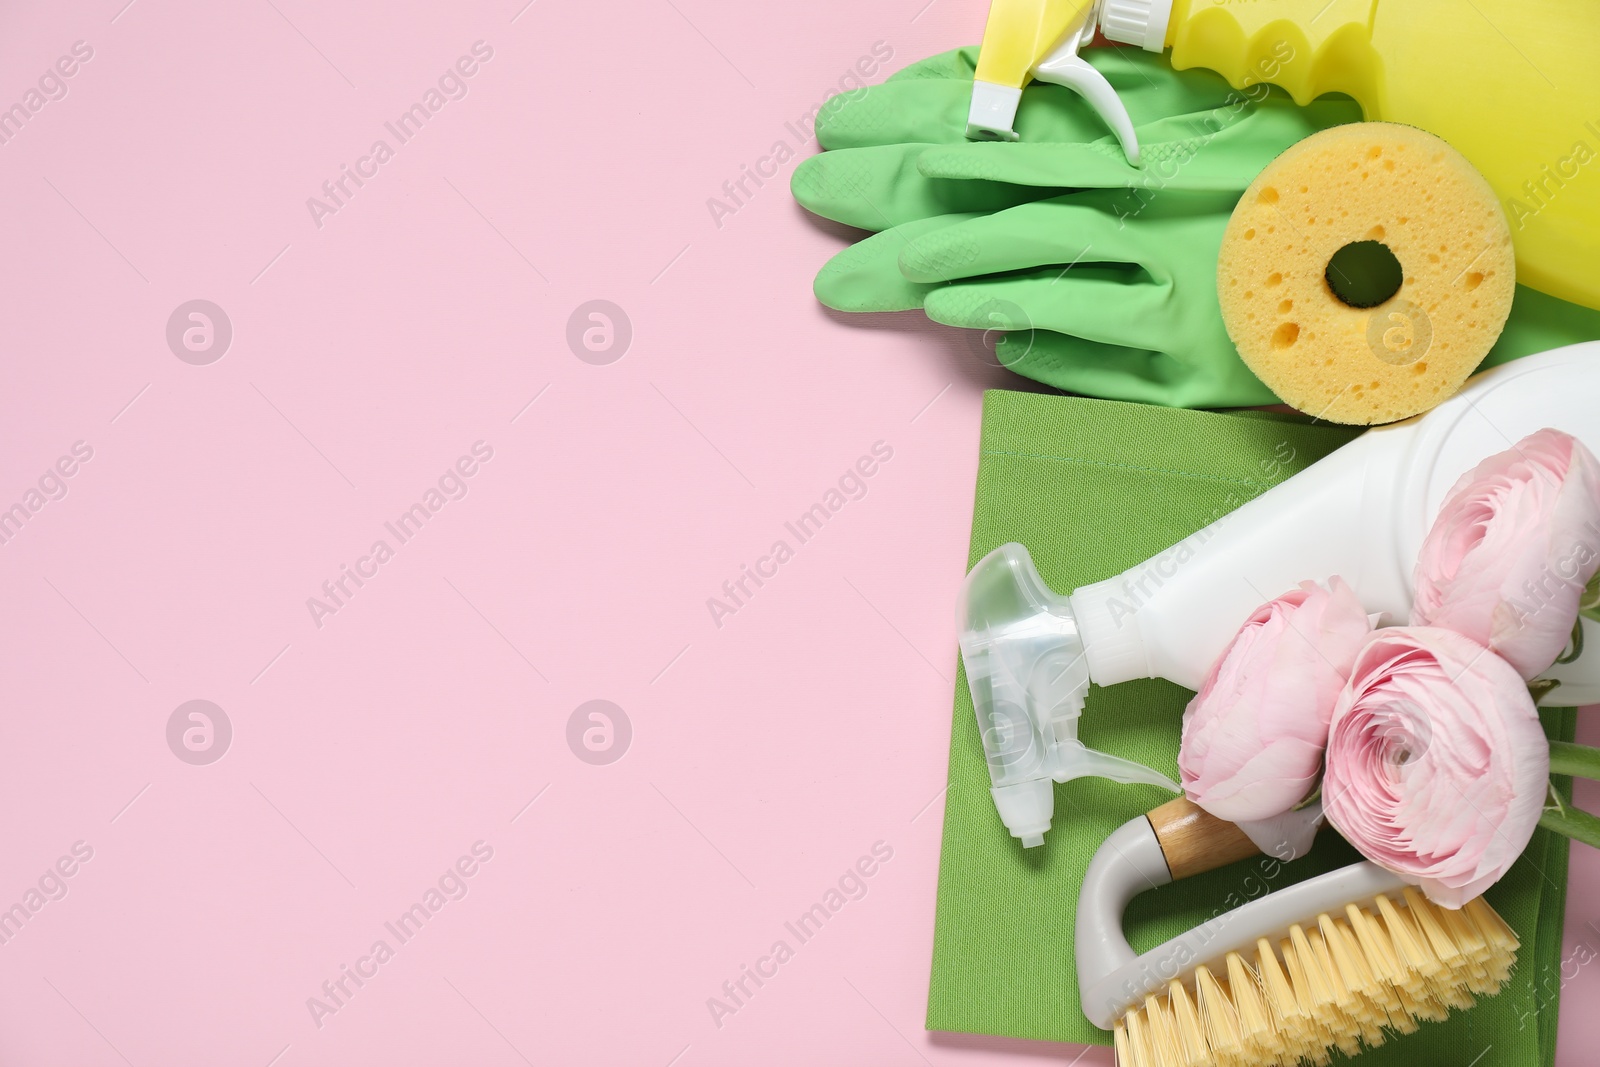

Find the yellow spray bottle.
xmin=974 ymin=0 xmax=1600 ymax=307
xmin=967 ymin=0 xmax=1143 ymax=162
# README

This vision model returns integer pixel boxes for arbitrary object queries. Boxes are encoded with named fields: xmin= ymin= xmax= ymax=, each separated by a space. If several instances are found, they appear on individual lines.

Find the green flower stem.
xmin=1541 ymin=805 xmax=1600 ymax=849
xmin=1540 ymin=743 xmax=1600 ymax=848
xmin=1549 ymin=740 xmax=1600 ymax=781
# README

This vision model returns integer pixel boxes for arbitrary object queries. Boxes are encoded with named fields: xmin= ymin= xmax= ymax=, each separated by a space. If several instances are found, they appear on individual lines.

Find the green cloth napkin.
xmin=927 ymin=390 xmax=1576 ymax=1066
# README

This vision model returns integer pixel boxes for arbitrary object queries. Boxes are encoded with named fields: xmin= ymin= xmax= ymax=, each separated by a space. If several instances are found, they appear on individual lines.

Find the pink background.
xmin=0 ymin=1 xmax=1596 ymax=1064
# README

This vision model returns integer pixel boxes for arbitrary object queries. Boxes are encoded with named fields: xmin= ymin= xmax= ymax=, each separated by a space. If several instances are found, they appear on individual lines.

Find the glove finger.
xmin=814 ymin=214 xmax=983 ymax=311
xmin=1082 ymin=45 xmax=1245 ymax=121
xmin=916 ymin=48 xmax=1246 ymax=133
xmin=990 ymin=327 xmax=1279 ymax=408
xmin=817 ymin=77 xmax=1132 ymax=150
xmin=1110 ymin=90 xmax=1362 ymax=178
xmin=819 ymin=47 xmax=1246 ymax=152
xmin=915 ymin=140 xmax=1209 ymax=191
xmin=924 ymin=266 xmax=1158 ymax=338
xmin=928 ymin=259 xmax=1255 ymax=377
xmin=917 ymin=90 xmax=1363 ymax=190
xmin=884 ymin=46 xmax=979 ymax=83
xmin=896 ymin=189 xmax=1228 ymax=283
xmin=813 ymin=47 xmax=981 ymax=151
xmin=902 ymin=191 xmax=1164 ymax=281
xmin=792 ymin=145 xmax=1053 ymax=230
xmin=927 ymin=188 xmax=1237 ymax=357
xmin=815 ymin=80 xmax=974 ymax=151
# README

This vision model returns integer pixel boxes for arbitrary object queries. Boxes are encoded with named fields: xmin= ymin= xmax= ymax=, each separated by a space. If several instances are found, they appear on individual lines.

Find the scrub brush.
xmin=1076 ymin=798 xmax=1519 ymax=1067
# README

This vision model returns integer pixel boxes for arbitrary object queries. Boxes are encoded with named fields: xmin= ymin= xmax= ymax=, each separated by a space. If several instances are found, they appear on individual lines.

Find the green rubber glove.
xmin=794 ymin=47 xmax=1600 ymax=408
xmin=792 ymin=47 xmax=1364 ymax=406
xmin=1481 ymin=285 xmax=1600 ymax=369
xmin=795 ymin=47 xmax=1361 ymax=231
xmin=894 ymin=188 xmax=1279 ymax=407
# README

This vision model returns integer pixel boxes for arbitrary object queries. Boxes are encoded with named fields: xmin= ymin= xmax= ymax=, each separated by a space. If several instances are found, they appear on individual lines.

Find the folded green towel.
xmin=927 ymin=390 xmax=1575 ymax=1066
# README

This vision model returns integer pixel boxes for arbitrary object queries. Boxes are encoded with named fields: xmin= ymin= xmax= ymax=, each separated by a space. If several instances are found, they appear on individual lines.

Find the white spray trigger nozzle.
xmin=965 ymin=0 xmax=1146 ymax=161
xmin=958 ymin=543 xmax=1179 ymax=848
xmin=1031 ymin=28 xmax=1143 ymax=166
xmin=1030 ymin=0 xmax=1145 ymax=164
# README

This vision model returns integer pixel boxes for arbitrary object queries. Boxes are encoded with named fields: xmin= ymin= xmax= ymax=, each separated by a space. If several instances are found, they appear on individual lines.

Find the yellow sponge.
xmin=1218 ymin=122 xmax=1515 ymax=425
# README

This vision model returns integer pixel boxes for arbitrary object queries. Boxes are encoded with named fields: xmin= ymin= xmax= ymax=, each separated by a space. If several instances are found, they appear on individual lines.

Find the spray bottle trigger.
xmin=1035 ymin=657 xmax=1178 ymax=794
xmin=1031 ymin=43 xmax=1143 ymax=165
xmin=959 ymin=541 xmax=1176 ymax=848
xmin=1053 ymin=739 xmax=1181 ymax=793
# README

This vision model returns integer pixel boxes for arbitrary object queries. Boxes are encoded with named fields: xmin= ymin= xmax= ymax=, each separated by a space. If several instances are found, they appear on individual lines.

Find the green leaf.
xmin=1545 ymin=781 xmax=1568 ymax=817
xmin=1293 ymin=782 xmax=1322 ymax=811
xmin=1529 ymin=677 xmax=1563 ymax=704
xmin=1581 ymin=571 xmax=1600 ymax=624
xmin=1556 ymin=616 xmax=1586 ymax=664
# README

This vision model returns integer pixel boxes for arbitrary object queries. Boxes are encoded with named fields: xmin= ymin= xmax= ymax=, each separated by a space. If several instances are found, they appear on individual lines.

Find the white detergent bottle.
xmin=961 ymin=341 xmax=1600 ymax=846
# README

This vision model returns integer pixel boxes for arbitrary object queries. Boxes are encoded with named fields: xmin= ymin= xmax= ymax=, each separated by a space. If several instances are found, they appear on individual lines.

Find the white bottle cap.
xmin=1069 ymin=577 xmax=1151 ymax=686
xmin=1099 ymin=0 xmax=1174 ymax=52
xmin=966 ymin=80 xmax=1024 ymax=141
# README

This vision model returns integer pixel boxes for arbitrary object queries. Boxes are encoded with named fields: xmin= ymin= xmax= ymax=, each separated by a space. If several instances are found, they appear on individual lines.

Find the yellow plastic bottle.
xmin=968 ymin=0 xmax=1143 ymax=161
xmin=1102 ymin=0 xmax=1600 ymax=308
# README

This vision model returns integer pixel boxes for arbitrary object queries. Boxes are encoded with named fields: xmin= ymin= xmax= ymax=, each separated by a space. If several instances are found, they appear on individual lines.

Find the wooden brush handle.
xmin=1146 ymin=796 xmax=1261 ymax=880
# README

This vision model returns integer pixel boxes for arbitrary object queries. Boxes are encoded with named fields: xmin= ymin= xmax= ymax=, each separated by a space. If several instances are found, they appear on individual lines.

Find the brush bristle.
xmin=1113 ymin=893 xmax=1517 ymax=1067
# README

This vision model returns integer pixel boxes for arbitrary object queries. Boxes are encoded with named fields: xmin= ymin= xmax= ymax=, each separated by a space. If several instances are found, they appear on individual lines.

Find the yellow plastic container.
xmin=1154 ymin=0 xmax=1600 ymax=308
xmin=967 ymin=0 xmax=1143 ymax=161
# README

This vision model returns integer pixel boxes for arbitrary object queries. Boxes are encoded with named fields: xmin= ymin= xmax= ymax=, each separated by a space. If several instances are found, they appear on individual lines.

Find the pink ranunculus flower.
xmin=1322 ymin=627 xmax=1550 ymax=908
xmin=1412 ymin=428 xmax=1600 ymax=679
xmin=1179 ymin=577 xmax=1372 ymax=824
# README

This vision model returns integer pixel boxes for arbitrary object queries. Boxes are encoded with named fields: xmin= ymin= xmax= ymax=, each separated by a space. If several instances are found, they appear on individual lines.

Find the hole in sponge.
xmin=1326 ymin=240 xmax=1404 ymax=309
xmin=1272 ymin=322 xmax=1300 ymax=349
